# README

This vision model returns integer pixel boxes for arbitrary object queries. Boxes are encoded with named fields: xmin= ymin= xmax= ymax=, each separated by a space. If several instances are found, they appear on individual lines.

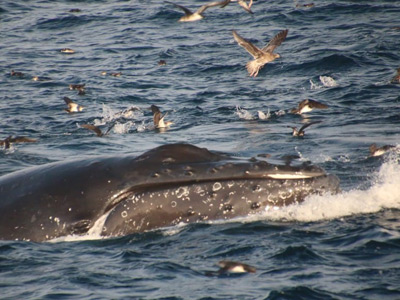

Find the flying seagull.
xmin=221 ymin=0 xmax=254 ymax=14
xmin=165 ymin=0 xmax=230 ymax=22
xmin=232 ymin=29 xmax=288 ymax=77
xmin=151 ymin=105 xmax=173 ymax=129
xmin=290 ymin=99 xmax=329 ymax=114
xmin=288 ymin=120 xmax=322 ymax=137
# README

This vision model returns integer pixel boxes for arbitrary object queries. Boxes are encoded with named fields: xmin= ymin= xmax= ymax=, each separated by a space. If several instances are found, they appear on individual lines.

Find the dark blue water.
xmin=1 ymin=0 xmax=400 ymax=299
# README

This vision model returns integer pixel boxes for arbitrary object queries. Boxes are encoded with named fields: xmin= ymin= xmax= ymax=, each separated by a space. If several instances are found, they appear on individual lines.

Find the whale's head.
xmin=102 ymin=144 xmax=340 ymax=237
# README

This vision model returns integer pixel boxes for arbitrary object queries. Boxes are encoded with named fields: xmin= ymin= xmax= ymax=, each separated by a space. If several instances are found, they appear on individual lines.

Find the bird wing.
xmin=151 ymin=104 xmax=161 ymax=114
xmin=11 ymin=137 xmax=37 ymax=143
xmin=165 ymin=1 xmax=193 ymax=15
xmin=299 ymin=120 xmax=322 ymax=133
xmin=307 ymin=99 xmax=329 ymax=109
xmin=232 ymin=30 xmax=263 ymax=59
xmin=197 ymin=0 xmax=231 ymax=14
xmin=103 ymin=122 xmax=116 ymax=136
xmin=262 ymin=29 xmax=288 ymax=53
xmin=151 ymin=105 xmax=162 ymax=125
xmin=153 ymin=111 xmax=162 ymax=126
xmin=64 ymin=96 xmax=73 ymax=104
xmin=238 ymin=0 xmax=254 ymax=14
xmin=80 ymin=124 xmax=103 ymax=137
xmin=220 ymin=0 xmax=231 ymax=8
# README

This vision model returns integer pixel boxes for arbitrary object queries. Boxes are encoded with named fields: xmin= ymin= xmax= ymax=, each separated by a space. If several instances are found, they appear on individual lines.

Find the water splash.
xmin=235 ymin=105 xmax=254 ymax=120
xmin=259 ymin=156 xmax=400 ymax=222
xmin=319 ymin=75 xmax=338 ymax=87
xmin=257 ymin=108 xmax=271 ymax=120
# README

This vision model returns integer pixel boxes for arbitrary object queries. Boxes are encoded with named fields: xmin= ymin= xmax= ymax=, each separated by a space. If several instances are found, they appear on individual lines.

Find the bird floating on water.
xmin=0 ymin=136 xmax=37 ymax=149
xmin=69 ymin=84 xmax=86 ymax=95
xmin=369 ymin=143 xmax=396 ymax=157
xmin=390 ymin=67 xmax=400 ymax=84
xmin=232 ymin=29 xmax=288 ymax=77
xmin=217 ymin=260 xmax=256 ymax=274
xmin=64 ymin=96 xmax=84 ymax=113
xmin=10 ymin=70 xmax=24 ymax=77
xmin=288 ymin=120 xmax=322 ymax=137
xmin=60 ymin=48 xmax=75 ymax=54
xmin=165 ymin=0 xmax=230 ymax=22
xmin=290 ymin=99 xmax=329 ymax=114
xmin=151 ymin=105 xmax=173 ymax=129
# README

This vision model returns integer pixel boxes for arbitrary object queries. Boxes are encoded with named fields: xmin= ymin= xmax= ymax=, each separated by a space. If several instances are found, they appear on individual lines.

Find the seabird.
xmin=151 ymin=105 xmax=173 ymax=128
xmin=80 ymin=124 xmax=114 ymax=137
xmin=158 ymin=60 xmax=167 ymax=66
xmin=10 ymin=70 xmax=24 ymax=77
xmin=69 ymin=84 xmax=86 ymax=95
xmin=60 ymin=48 xmax=75 ymax=54
xmin=290 ymin=99 xmax=329 ymax=114
xmin=0 ymin=136 xmax=37 ymax=149
xmin=69 ymin=9 xmax=82 ymax=13
xmin=217 ymin=261 xmax=256 ymax=274
xmin=296 ymin=3 xmax=314 ymax=8
xmin=288 ymin=120 xmax=322 ymax=137
xmin=369 ymin=143 xmax=396 ymax=157
xmin=69 ymin=84 xmax=85 ymax=90
xmin=64 ymin=96 xmax=84 ymax=113
xmin=110 ymin=72 xmax=122 ymax=77
xmin=390 ymin=67 xmax=400 ymax=84
xmin=232 ymin=29 xmax=288 ymax=77
xmin=221 ymin=0 xmax=254 ymax=14
xmin=165 ymin=0 xmax=230 ymax=22
xmin=32 ymin=76 xmax=51 ymax=81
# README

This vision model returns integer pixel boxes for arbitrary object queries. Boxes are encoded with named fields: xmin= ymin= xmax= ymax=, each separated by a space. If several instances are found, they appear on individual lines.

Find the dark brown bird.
xmin=64 ymin=96 xmax=84 ymax=113
xmin=290 ymin=99 xmax=329 ymax=114
xmin=165 ymin=0 xmax=230 ymax=22
xmin=69 ymin=84 xmax=85 ymax=90
xmin=110 ymin=72 xmax=122 ymax=77
xmin=10 ymin=70 xmax=24 ymax=77
xmin=0 ymin=136 xmax=37 ymax=149
xmin=369 ymin=143 xmax=396 ymax=157
xmin=232 ymin=29 xmax=288 ymax=77
xmin=151 ymin=105 xmax=173 ymax=128
xmin=217 ymin=260 xmax=256 ymax=274
xmin=288 ymin=120 xmax=322 ymax=137
xmin=390 ymin=67 xmax=400 ymax=84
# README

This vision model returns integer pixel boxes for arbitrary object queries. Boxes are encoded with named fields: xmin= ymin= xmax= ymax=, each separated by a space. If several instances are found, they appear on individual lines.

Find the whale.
xmin=0 ymin=143 xmax=340 ymax=242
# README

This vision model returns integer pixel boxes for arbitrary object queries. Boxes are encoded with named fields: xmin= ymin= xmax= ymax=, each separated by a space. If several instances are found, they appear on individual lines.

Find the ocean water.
xmin=1 ymin=0 xmax=400 ymax=299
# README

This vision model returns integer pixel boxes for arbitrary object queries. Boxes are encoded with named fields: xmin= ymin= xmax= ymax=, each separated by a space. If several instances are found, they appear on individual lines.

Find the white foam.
xmin=235 ymin=105 xmax=254 ymax=120
xmin=319 ymin=75 xmax=338 ymax=87
xmin=48 ymin=211 xmax=110 ymax=243
xmin=257 ymin=157 xmax=400 ymax=222
xmin=112 ymin=121 xmax=135 ymax=134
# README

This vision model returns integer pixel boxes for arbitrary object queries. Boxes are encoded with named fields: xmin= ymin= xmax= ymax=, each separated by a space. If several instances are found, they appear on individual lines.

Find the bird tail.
xmin=246 ymin=60 xmax=262 ymax=77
